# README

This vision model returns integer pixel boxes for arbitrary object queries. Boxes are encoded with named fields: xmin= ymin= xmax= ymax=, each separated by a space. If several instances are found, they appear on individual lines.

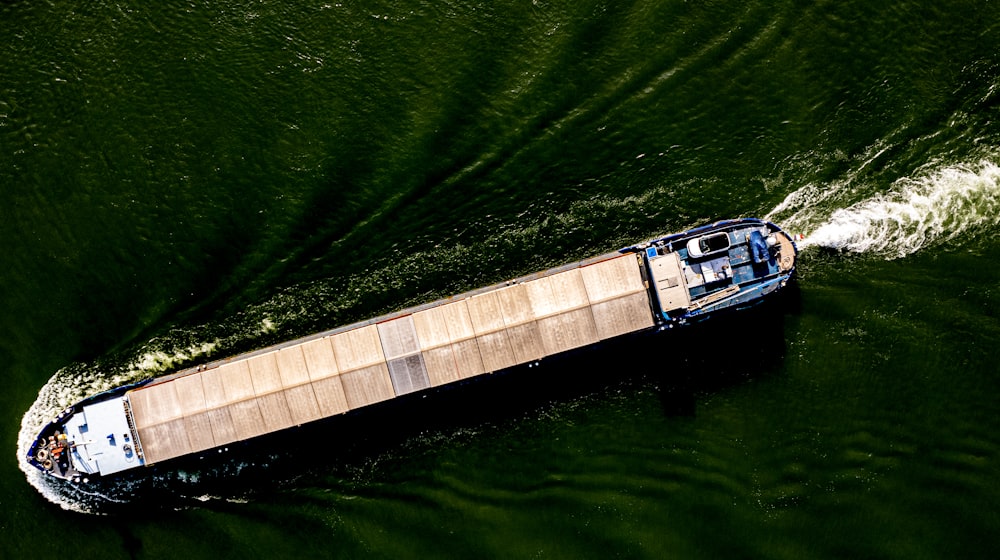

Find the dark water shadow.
xmin=652 ymin=288 xmax=797 ymax=417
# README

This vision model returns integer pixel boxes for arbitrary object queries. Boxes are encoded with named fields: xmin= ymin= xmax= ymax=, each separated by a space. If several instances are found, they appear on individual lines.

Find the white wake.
xmin=17 ymin=339 xmax=218 ymax=513
xmin=767 ymin=159 xmax=1000 ymax=259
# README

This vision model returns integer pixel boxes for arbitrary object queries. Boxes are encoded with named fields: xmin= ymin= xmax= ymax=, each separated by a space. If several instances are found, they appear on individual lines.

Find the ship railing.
xmin=687 ymin=276 xmax=786 ymax=315
xmin=122 ymin=398 xmax=146 ymax=464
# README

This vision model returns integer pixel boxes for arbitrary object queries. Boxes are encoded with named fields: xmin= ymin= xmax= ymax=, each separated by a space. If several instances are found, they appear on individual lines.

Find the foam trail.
xmin=17 ymin=339 xmax=217 ymax=513
xmin=768 ymin=160 xmax=1000 ymax=259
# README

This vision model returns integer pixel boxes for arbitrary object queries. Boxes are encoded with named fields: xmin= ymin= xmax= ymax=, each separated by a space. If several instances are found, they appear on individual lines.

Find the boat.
xmin=26 ymin=218 xmax=796 ymax=482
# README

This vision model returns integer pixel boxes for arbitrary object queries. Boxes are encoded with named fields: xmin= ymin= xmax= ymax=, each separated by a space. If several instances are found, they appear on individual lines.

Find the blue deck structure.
xmin=623 ymin=218 xmax=797 ymax=325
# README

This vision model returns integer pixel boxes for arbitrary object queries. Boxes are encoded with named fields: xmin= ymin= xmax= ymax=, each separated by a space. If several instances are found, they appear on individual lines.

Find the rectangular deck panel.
xmin=494 ymin=284 xmax=546 ymax=363
xmin=300 ymin=337 xmax=340 ymax=381
xmin=377 ymin=316 xmax=420 ymax=359
xmin=274 ymin=346 xmax=312 ymax=386
xmin=256 ymin=391 xmax=295 ymax=433
xmin=413 ymin=301 xmax=485 ymax=383
xmin=580 ymin=254 xmax=645 ymax=301
xmin=281 ymin=385 xmax=324 ymax=425
xmin=387 ymin=354 xmax=431 ymax=395
xmin=504 ymin=321 xmax=546 ymax=364
xmin=526 ymin=269 xmax=600 ymax=354
xmin=128 ymin=381 xmax=183 ymax=428
xmin=296 ymin=337 xmax=350 ymax=415
xmin=200 ymin=369 xmax=239 ymax=447
xmin=247 ymin=353 xmax=284 ymax=395
xmin=173 ymin=375 xmax=208 ymax=414
xmin=183 ymin=411 xmax=216 ymax=453
xmin=411 ymin=304 xmax=453 ymax=348
xmin=537 ymin=308 xmax=600 ymax=355
xmin=330 ymin=325 xmax=395 ymax=408
xmin=496 ymin=284 xmax=535 ymax=326
xmin=274 ymin=346 xmax=326 ymax=424
xmin=219 ymin=362 xmax=256 ymax=402
xmin=227 ymin=399 xmax=268 ymax=441
xmin=466 ymin=291 xmax=518 ymax=372
xmin=330 ymin=325 xmax=385 ymax=371
xmin=648 ymin=252 xmax=691 ymax=312
xmin=200 ymin=367 xmax=229 ymax=409
xmin=135 ymin=418 xmax=191 ymax=465
xmin=421 ymin=346 xmax=461 ymax=386
xmin=451 ymin=338 xmax=487 ymax=379
xmin=413 ymin=303 xmax=464 ymax=385
xmin=582 ymin=255 xmax=655 ymax=339
xmin=591 ymin=291 xmax=655 ymax=339
xmin=379 ymin=316 xmax=431 ymax=396
xmin=473 ymin=330 xmax=517 ymax=372
xmin=311 ymin=376 xmax=351 ymax=417
xmin=339 ymin=364 xmax=396 ymax=408
xmin=128 ymin=253 xmax=657 ymax=467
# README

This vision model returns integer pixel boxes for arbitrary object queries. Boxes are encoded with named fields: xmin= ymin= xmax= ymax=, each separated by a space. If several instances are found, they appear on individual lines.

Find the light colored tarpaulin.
xmin=128 ymin=253 xmax=654 ymax=465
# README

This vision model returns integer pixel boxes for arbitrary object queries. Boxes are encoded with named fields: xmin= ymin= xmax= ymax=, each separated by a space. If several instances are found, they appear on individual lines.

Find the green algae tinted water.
xmin=3 ymin=1 xmax=1000 ymax=557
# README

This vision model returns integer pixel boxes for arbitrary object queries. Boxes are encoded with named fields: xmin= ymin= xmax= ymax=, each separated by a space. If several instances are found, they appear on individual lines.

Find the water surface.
xmin=3 ymin=1 xmax=999 ymax=558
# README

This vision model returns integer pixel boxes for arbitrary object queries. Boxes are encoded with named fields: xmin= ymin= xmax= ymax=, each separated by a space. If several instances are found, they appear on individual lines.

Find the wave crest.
xmin=17 ymin=339 xmax=219 ymax=513
xmin=768 ymin=159 xmax=1000 ymax=259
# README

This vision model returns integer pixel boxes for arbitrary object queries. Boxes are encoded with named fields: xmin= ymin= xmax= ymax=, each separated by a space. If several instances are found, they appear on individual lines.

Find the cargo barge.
xmin=27 ymin=218 xmax=796 ymax=482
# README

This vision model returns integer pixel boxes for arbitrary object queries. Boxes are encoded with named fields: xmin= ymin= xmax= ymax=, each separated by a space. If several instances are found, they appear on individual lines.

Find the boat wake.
xmin=767 ymin=159 xmax=1000 ymax=259
xmin=16 ymin=339 xmax=218 ymax=513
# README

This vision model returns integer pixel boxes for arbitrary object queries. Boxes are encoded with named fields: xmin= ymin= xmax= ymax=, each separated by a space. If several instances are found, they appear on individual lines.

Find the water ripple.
xmin=769 ymin=158 xmax=1000 ymax=259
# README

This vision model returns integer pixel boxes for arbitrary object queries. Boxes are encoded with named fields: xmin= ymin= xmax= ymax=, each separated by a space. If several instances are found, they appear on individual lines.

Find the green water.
xmin=3 ymin=1 xmax=1000 ymax=558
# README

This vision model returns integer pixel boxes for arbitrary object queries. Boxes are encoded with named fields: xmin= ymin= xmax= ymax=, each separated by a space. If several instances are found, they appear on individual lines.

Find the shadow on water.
xmin=652 ymin=287 xmax=798 ymax=417
xmin=78 ymin=288 xmax=798 ymax=516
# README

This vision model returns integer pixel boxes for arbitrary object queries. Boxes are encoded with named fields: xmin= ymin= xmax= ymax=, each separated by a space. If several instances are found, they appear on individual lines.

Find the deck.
xmin=126 ymin=253 xmax=656 ymax=465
